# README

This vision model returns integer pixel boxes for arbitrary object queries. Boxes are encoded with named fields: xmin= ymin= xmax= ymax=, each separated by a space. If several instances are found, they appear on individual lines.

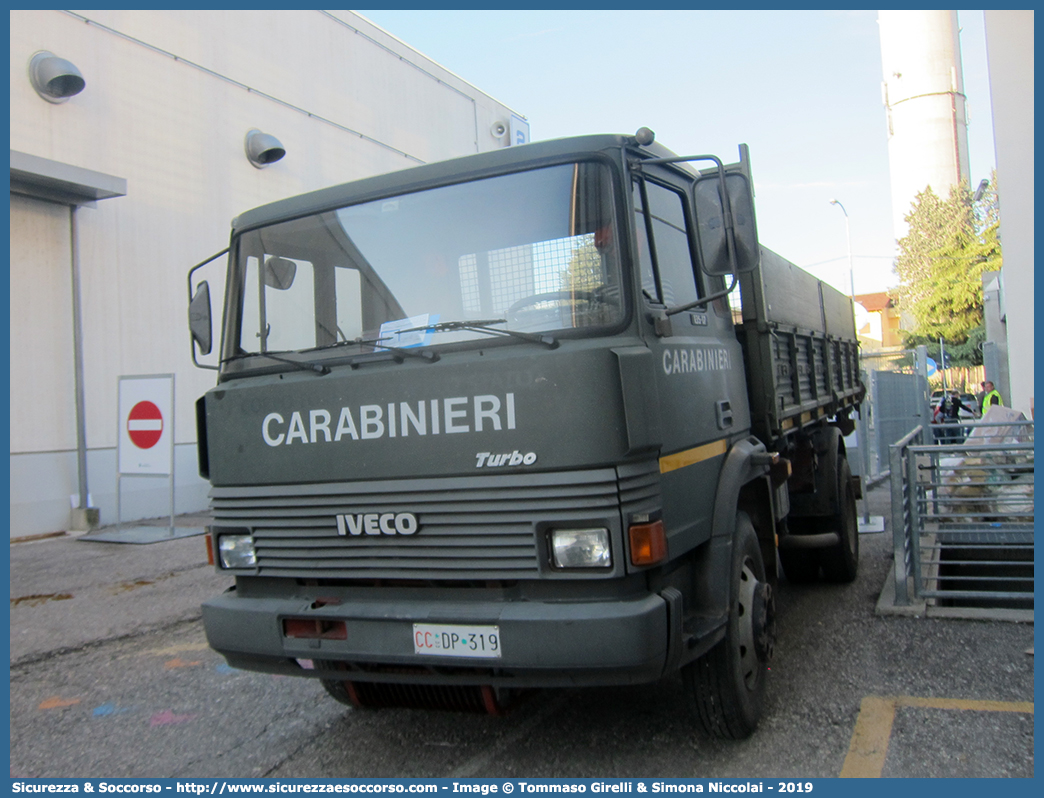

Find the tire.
xmin=320 ymin=677 xmax=359 ymax=708
xmin=819 ymin=457 xmax=859 ymax=583
xmin=316 ymin=661 xmax=362 ymax=709
xmin=687 ymin=514 xmax=776 ymax=739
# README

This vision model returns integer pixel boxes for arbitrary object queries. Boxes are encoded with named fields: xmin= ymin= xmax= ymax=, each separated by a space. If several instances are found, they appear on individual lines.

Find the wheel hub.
xmin=737 ymin=565 xmax=777 ymax=670
xmin=751 ymin=581 xmax=776 ymax=663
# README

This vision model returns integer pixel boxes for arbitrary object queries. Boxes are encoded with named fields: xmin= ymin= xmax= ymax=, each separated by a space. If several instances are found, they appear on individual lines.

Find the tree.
xmin=893 ymin=174 xmax=1002 ymax=366
xmin=559 ymin=236 xmax=614 ymax=327
xmin=562 ymin=237 xmax=603 ymax=293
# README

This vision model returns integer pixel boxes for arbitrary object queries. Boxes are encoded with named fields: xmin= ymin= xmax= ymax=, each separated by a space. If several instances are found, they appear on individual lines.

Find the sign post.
xmin=91 ymin=374 xmax=203 ymax=544
xmin=86 ymin=375 xmax=202 ymax=544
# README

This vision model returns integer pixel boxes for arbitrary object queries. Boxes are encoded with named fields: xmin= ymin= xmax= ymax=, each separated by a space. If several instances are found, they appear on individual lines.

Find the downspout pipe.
xmin=69 ymin=205 xmax=97 ymax=531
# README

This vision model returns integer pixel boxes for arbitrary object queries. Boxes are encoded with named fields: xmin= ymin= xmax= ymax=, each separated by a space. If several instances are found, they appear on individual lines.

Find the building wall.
xmin=984 ymin=11 xmax=1034 ymax=418
xmin=9 ymin=10 xmax=527 ymax=538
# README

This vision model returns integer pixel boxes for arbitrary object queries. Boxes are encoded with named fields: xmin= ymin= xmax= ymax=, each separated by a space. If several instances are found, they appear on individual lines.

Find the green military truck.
xmin=188 ymin=129 xmax=863 ymax=739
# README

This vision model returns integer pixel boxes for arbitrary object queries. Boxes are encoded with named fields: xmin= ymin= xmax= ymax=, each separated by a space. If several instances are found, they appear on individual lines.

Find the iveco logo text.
xmin=475 ymin=450 xmax=537 ymax=468
xmin=336 ymin=513 xmax=419 ymax=536
xmin=262 ymin=393 xmax=516 ymax=446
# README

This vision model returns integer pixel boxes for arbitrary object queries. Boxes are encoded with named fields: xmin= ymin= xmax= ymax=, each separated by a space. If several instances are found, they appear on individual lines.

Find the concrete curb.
xmin=876 ymin=557 xmax=1034 ymax=623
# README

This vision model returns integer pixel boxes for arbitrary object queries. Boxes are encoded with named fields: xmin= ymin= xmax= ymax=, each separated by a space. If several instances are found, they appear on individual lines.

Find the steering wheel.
xmin=507 ymin=291 xmax=597 ymax=315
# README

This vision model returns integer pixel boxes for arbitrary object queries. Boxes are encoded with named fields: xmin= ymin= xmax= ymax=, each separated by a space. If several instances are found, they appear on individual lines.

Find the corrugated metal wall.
xmin=9 ymin=9 xmax=527 ymax=537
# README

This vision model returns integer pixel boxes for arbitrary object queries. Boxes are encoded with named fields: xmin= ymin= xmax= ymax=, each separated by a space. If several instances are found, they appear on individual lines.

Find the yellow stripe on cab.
xmin=659 ymin=439 xmax=728 ymax=474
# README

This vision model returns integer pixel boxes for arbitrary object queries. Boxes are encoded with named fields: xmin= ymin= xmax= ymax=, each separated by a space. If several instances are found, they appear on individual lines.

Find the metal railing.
xmin=890 ymin=419 xmax=1034 ymax=611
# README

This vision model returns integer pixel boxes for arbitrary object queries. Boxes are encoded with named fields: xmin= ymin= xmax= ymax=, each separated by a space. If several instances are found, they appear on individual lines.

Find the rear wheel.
xmin=819 ymin=457 xmax=859 ymax=583
xmin=687 ymin=514 xmax=775 ymax=739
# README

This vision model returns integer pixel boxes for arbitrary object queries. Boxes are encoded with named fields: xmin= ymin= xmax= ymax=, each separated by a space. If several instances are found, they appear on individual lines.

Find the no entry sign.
xmin=127 ymin=401 xmax=164 ymax=449
xmin=118 ymin=376 xmax=174 ymax=475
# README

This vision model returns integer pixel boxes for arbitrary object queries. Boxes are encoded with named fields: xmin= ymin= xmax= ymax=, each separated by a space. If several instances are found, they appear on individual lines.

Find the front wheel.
xmin=686 ymin=514 xmax=776 ymax=739
xmin=320 ymin=678 xmax=359 ymax=707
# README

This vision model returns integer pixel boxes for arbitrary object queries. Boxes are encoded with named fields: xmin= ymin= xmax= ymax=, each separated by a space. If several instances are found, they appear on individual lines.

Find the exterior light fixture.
xmin=245 ymin=129 xmax=286 ymax=168
xmin=29 ymin=51 xmax=86 ymax=103
xmin=490 ymin=121 xmax=508 ymax=138
xmin=829 ymin=199 xmax=856 ymax=300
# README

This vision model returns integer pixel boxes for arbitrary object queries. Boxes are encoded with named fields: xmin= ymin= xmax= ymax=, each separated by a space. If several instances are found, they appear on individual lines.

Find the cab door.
xmin=631 ymin=169 xmax=750 ymax=555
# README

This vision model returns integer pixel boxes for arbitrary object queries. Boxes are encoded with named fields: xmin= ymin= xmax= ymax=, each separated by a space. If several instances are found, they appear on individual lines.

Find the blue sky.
xmin=355 ymin=9 xmax=997 ymax=298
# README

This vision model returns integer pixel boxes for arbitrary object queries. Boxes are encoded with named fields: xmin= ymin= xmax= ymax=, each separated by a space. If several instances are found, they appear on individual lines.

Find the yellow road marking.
xmin=840 ymin=695 xmax=1034 ymax=777
xmin=658 ymin=439 xmax=727 ymax=474
xmin=898 ymin=696 xmax=1034 ymax=713
xmin=840 ymin=696 xmax=896 ymax=778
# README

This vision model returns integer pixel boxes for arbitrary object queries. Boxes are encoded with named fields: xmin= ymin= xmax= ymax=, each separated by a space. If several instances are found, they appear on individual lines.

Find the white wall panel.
xmin=9 ymin=9 xmax=525 ymax=537
xmin=9 ymin=195 xmax=77 ymax=454
xmin=985 ymin=11 xmax=1034 ymax=417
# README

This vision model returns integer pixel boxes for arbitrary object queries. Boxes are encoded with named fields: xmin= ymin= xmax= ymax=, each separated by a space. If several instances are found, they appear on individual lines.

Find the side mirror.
xmin=694 ymin=172 xmax=759 ymax=276
xmin=187 ymin=247 xmax=229 ymax=371
xmin=189 ymin=281 xmax=213 ymax=356
xmin=264 ymin=256 xmax=297 ymax=290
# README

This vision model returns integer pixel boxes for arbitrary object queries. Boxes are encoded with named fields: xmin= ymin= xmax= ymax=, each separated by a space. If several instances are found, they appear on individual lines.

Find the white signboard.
xmin=118 ymin=375 xmax=174 ymax=475
xmin=509 ymin=114 xmax=530 ymax=147
xmin=378 ymin=313 xmax=438 ymax=349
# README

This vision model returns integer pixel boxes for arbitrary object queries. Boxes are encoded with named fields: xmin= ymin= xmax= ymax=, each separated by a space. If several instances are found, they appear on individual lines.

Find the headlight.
xmin=550 ymin=528 xmax=611 ymax=569
xmin=218 ymin=533 xmax=257 ymax=569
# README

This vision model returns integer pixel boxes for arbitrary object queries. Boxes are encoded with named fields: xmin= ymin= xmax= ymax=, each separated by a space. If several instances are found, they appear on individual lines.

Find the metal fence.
xmin=859 ymin=347 xmax=931 ymax=489
xmin=889 ymin=419 xmax=1034 ymax=613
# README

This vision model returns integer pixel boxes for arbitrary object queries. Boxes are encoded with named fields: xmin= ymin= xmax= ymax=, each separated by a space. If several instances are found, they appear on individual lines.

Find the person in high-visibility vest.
xmin=981 ymin=381 xmax=1003 ymax=416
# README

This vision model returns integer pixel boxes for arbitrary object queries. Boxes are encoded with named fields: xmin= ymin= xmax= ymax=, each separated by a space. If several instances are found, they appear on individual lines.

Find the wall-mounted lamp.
xmin=490 ymin=121 xmax=508 ymax=139
xmin=245 ymin=129 xmax=286 ymax=168
xmin=29 ymin=50 xmax=86 ymax=103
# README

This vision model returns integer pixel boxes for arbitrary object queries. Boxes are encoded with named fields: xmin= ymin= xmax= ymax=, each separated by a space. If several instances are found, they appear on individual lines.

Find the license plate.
xmin=413 ymin=623 xmax=501 ymax=659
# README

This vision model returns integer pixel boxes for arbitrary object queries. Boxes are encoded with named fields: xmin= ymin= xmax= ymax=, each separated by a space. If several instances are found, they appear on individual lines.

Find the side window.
xmin=632 ymin=179 xmax=700 ymax=308
xmin=241 ymin=255 xmax=318 ymax=352
xmin=632 ymin=181 xmax=659 ymax=302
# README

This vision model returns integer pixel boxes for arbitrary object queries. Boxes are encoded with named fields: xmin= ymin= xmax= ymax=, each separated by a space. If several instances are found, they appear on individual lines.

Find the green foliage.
xmin=904 ymin=323 xmax=985 ymax=367
xmin=894 ymin=173 xmax=1002 ymax=367
xmin=562 ymin=238 xmax=603 ymax=292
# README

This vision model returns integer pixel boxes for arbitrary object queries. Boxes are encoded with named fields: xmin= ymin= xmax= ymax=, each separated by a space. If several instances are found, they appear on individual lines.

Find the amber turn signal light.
xmin=629 ymin=520 xmax=667 ymax=566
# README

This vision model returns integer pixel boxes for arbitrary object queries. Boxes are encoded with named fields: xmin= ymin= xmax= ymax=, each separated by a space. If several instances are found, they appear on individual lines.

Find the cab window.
xmin=632 ymin=179 xmax=700 ymax=308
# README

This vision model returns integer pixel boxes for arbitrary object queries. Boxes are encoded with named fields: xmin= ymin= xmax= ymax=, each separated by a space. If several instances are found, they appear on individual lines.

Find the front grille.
xmin=211 ymin=465 xmax=660 ymax=580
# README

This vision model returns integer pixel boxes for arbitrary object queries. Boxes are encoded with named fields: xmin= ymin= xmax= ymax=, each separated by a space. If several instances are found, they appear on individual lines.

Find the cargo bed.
xmin=736 ymin=246 xmax=863 ymax=445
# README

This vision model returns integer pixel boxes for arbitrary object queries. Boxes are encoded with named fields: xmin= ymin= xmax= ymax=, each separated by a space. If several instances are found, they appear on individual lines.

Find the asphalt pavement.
xmin=8 ymin=486 xmax=1035 ymax=778
xmin=10 ymin=513 xmax=231 ymax=667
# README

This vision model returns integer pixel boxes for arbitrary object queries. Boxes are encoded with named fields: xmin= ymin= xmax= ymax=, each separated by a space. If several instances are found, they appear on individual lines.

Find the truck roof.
xmin=231 ymin=133 xmax=679 ymax=233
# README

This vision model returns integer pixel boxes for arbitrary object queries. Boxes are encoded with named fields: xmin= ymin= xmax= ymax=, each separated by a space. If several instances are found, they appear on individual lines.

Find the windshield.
xmin=228 ymin=162 xmax=623 ymax=360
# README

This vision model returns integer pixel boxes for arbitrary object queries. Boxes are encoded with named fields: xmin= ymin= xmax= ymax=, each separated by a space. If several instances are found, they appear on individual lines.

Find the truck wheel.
xmin=320 ymin=677 xmax=360 ymax=708
xmin=819 ymin=457 xmax=859 ymax=583
xmin=687 ymin=514 xmax=775 ymax=739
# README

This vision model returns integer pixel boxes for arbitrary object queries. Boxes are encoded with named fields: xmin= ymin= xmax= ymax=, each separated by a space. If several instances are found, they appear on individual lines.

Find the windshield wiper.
xmin=299 ymin=336 xmax=439 ymax=364
xmin=403 ymin=319 xmax=559 ymax=349
xmin=352 ymin=336 xmax=440 ymax=365
xmin=223 ymin=351 xmax=330 ymax=375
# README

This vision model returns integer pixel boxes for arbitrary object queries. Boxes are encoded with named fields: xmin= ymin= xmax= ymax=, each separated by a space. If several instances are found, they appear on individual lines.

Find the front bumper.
xmin=202 ymin=584 xmax=671 ymax=687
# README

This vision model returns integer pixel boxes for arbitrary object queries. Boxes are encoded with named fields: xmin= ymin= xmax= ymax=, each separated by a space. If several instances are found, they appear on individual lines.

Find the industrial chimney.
xmin=879 ymin=10 xmax=971 ymax=241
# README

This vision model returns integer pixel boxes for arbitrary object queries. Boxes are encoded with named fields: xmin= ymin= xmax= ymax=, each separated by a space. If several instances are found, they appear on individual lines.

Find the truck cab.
xmin=190 ymin=130 xmax=859 ymax=738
